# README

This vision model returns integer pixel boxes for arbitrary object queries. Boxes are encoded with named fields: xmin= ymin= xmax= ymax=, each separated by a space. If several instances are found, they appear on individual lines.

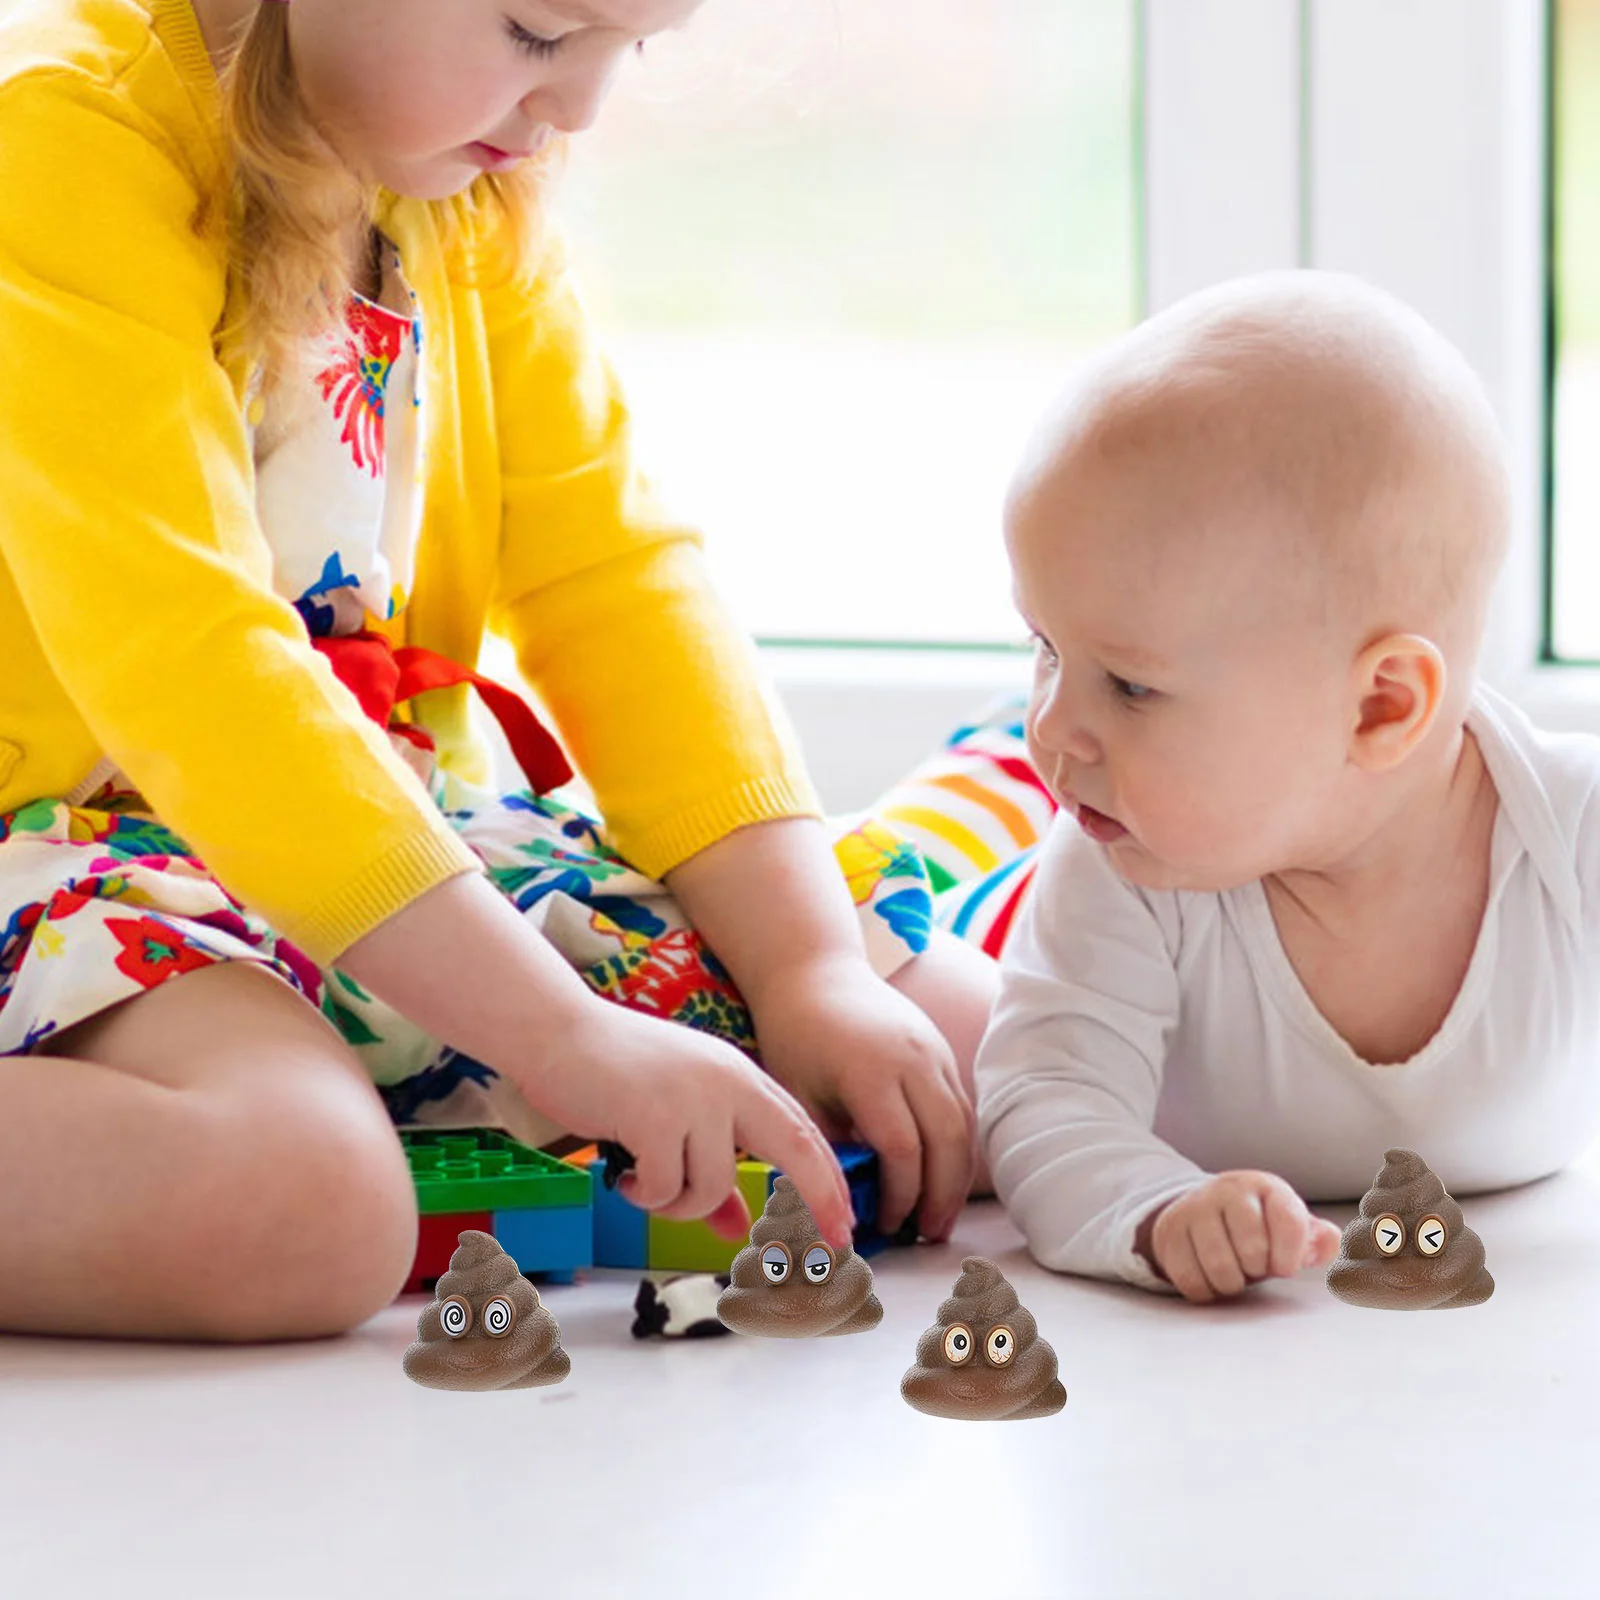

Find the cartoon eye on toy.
xmin=802 ymin=1244 xmax=833 ymax=1284
xmin=942 ymin=1323 xmax=974 ymax=1365
xmin=1371 ymin=1213 xmax=1405 ymax=1256
xmin=984 ymin=1324 xmax=1016 ymax=1366
xmin=481 ymin=1296 xmax=517 ymax=1337
xmin=761 ymin=1243 xmax=792 ymax=1284
xmin=1415 ymin=1215 xmax=1447 ymax=1257
xmin=439 ymin=1295 xmax=473 ymax=1338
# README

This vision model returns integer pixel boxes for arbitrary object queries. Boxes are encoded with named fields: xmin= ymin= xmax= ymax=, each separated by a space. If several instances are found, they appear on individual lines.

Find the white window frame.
xmin=767 ymin=0 xmax=1579 ymax=813
xmin=1302 ymin=0 xmax=1562 ymax=730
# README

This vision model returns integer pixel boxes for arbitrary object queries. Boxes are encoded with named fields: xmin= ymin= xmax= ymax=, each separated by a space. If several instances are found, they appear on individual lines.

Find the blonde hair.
xmin=206 ymin=1 xmax=562 ymax=406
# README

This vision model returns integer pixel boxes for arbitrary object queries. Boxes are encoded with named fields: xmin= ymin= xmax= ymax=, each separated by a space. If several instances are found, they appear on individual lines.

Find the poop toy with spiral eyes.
xmin=402 ymin=1230 xmax=571 ymax=1390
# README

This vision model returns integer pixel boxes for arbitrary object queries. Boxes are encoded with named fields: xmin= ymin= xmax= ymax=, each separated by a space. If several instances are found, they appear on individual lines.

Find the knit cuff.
xmin=279 ymin=822 xmax=484 ymax=966
xmin=618 ymin=773 xmax=824 ymax=882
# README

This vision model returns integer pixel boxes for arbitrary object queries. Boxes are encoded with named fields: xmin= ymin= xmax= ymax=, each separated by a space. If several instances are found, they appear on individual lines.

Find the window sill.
xmin=759 ymin=644 xmax=1032 ymax=813
xmin=758 ymin=642 xmax=1031 ymax=690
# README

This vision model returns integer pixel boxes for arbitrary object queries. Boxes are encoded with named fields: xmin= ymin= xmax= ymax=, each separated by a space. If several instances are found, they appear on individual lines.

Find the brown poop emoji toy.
xmin=403 ymin=1230 xmax=572 ymax=1390
xmin=901 ymin=1257 xmax=1066 ymax=1421
xmin=716 ymin=1177 xmax=883 ymax=1337
xmin=1326 ymin=1149 xmax=1494 ymax=1310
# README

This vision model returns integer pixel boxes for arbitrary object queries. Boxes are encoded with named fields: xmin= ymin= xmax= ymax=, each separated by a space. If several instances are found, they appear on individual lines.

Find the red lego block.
xmin=403 ymin=1210 xmax=491 ymax=1294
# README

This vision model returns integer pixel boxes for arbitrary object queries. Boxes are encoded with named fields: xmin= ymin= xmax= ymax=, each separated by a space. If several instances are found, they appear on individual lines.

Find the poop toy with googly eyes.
xmin=901 ymin=1257 xmax=1067 ymax=1420
xmin=716 ymin=1177 xmax=883 ymax=1337
xmin=402 ymin=1230 xmax=572 ymax=1390
xmin=1326 ymin=1148 xmax=1495 ymax=1310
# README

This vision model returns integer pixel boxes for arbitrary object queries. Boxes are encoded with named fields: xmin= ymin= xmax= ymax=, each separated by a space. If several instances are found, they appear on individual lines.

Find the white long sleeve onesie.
xmin=975 ymin=685 xmax=1600 ymax=1292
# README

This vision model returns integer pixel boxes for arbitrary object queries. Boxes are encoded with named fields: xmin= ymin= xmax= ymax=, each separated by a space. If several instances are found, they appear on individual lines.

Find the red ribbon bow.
xmin=312 ymin=630 xmax=573 ymax=795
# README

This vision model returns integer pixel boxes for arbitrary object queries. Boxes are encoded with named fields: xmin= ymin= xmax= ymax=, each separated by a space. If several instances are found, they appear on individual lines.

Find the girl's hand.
xmin=1137 ymin=1171 xmax=1342 ymax=1303
xmin=336 ymin=868 xmax=851 ymax=1241
xmin=747 ymin=953 xmax=975 ymax=1243
xmin=522 ymin=993 xmax=855 ymax=1249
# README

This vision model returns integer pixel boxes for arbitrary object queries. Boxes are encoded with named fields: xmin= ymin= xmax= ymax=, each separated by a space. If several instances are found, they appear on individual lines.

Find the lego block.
xmin=404 ymin=1210 xmax=491 ymax=1294
xmin=834 ymin=1143 xmax=878 ymax=1185
xmin=558 ymin=1145 xmax=649 ymax=1269
xmin=801 ymin=1139 xmax=886 ymax=1246
xmin=492 ymin=1204 xmax=592 ymax=1283
xmin=816 ymin=1142 xmax=918 ymax=1257
xmin=854 ymin=1217 xmax=921 ymax=1258
xmin=402 ymin=1128 xmax=589 ymax=1214
xmin=837 ymin=1141 xmax=881 ymax=1233
xmin=588 ymin=1160 xmax=649 ymax=1269
xmin=647 ymin=1159 xmax=775 ymax=1274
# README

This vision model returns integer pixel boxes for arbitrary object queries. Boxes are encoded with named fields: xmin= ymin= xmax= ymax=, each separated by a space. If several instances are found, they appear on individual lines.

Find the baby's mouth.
xmin=1075 ymin=803 xmax=1128 ymax=844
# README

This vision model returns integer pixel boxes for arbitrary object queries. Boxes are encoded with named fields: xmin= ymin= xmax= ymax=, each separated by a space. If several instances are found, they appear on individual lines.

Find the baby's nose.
xmin=1030 ymin=704 xmax=1100 ymax=767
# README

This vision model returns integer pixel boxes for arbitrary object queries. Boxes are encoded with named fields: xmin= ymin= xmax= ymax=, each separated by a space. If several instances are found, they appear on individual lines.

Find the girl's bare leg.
xmin=3 ymin=961 xmax=418 ymax=1341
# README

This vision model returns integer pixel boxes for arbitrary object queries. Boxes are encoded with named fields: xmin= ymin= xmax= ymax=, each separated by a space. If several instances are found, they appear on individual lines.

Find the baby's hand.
xmin=1137 ymin=1171 xmax=1342 ymax=1303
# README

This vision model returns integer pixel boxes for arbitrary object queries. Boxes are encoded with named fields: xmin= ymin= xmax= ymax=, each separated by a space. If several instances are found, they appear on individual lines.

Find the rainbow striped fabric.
xmin=870 ymin=696 xmax=1057 ymax=959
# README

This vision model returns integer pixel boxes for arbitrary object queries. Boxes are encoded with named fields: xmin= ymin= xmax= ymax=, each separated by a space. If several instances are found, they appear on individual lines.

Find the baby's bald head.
xmin=1008 ymin=271 xmax=1509 ymax=693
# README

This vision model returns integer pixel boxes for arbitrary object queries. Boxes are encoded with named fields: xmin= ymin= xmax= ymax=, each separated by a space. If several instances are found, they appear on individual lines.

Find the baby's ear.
xmin=1347 ymin=633 xmax=1447 ymax=771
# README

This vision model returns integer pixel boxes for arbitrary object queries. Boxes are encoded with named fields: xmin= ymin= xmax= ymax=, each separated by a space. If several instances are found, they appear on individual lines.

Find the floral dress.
xmin=0 ymin=227 xmax=954 ymax=1147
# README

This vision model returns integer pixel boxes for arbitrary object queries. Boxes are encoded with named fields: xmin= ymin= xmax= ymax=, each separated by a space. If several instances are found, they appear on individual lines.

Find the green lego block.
xmin=646 ymin=1159 xmax=774 ymax=1273
xmin=402 ymin=1129 xmax=590 ymax=1215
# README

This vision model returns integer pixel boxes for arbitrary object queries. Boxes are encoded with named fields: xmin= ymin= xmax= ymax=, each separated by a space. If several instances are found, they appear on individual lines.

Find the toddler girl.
xmin=0 ymin=0 xmax=996 ymax=1340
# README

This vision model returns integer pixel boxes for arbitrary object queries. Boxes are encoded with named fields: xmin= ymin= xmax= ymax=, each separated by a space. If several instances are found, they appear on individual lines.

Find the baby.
xmin=976 ymin=270 xmax=1600 ymax=1302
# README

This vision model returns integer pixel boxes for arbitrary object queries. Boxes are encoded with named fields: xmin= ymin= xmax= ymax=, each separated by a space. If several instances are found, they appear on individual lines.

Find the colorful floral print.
xmin=0 ymin=765 xmax=934 ymax=1141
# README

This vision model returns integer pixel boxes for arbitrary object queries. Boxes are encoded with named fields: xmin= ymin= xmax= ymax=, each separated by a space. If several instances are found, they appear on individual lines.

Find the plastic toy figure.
xmin=402 ymin=1230 xmax=572 ymax=1390
xmin=1327 ymin=1148 xmax=1494 ymax=1309
xmin=631 ymin=1273 xmax=730 ymax=1339
xmin=716 ymin=1177 xmax=883 ymax=1337
xmin=901 ymin=1257 xmax=1066 ymax=1420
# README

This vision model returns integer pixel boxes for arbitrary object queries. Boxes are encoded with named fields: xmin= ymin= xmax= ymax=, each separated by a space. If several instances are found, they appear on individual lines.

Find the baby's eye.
xmin=1029 ymin=632 xmax=1060 ymax=668
xmin=1106 ymin=671 xmax=1154 ymax=702
xmin=760 ymin=1243 xmax=791 ymax=1284
xmin=505 ymin=17 xmax=562 ymax=57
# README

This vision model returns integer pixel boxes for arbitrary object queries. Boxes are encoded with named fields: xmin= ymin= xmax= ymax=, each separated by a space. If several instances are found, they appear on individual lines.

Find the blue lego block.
xmin=589 ymin=1159 xmax=649 ymax=1270
xmin=835 ymin=1143 xmax=877 ymax=1183
xmin=849 ymin=1174 xmax=879 ymax=1232
xmin=492 ymin=1204 xmax=592 ymax=1282
xmin=829 ymin=1141 xmax=919 ymax=1256
xmin=836 ymin=1141 xmax=881 ymax=1234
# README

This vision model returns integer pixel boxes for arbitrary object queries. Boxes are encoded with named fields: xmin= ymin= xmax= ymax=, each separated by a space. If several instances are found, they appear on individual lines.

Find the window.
xmin=559 ymin=0 xmax=1140 ymax=647
xmin=1552 ymin=0 xmax=1600 ymax=660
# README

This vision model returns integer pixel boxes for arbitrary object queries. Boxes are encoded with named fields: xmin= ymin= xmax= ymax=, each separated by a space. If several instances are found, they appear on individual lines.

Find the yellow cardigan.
xmin=0 ymin=0 xmax=818 ymax=966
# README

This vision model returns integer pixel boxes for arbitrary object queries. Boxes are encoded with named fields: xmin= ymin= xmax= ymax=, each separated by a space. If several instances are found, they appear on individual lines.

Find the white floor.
xmin=3 ymin=1157 xmax=1600 ymax=1600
